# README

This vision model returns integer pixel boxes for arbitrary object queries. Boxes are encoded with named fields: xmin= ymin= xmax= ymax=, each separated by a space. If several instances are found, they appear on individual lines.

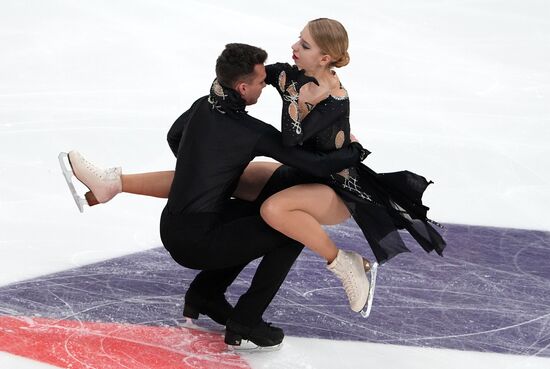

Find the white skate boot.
xmin=58 ymin=151 xmax=122 ymax=212
xmin=327 ymin=250 xmax=378 ymax=318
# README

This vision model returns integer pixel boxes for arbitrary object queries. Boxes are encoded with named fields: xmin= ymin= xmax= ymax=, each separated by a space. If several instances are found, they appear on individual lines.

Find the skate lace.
xmin=333 ymin=267 xmax=357 ymax=301
xmin=104 ymin=167 xmax=120 ymax=180
xmin=80 ymin=157 xmax=103 ymax=178
xmin=343 ymin=270 xmax=357 ymax=300
xmin=82 ymin=156 xmax=117 ymax=181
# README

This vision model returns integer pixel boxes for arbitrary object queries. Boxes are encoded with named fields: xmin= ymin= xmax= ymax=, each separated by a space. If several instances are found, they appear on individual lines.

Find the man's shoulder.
xmin=190 ymin=95 xmax=210 ymax=108
xmin=177 ymin=95 xmax=209 ymax=116
xmin=243 ymin=114 xmax=277 ymax=133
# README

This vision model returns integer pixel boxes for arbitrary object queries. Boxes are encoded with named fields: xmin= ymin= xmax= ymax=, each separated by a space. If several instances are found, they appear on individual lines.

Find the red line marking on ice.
xmin=0 ymin=316 xmax=250 ymax=369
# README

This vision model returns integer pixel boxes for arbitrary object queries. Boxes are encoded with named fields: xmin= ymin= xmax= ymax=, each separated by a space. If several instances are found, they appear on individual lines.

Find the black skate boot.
xmin=182 ymin=289 xmax=233 ymax=325
xmin=224 ymin=318 xmax=284 ymax=351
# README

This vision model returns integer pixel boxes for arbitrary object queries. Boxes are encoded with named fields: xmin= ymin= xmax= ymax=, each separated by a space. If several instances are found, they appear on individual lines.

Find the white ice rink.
xmin=1 ymin=0 xmax=549 ymax=368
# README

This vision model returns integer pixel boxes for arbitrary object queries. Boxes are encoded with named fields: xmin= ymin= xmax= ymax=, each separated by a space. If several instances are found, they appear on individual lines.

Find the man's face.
xmin=240 ymin=64 xmax=267 ymax=105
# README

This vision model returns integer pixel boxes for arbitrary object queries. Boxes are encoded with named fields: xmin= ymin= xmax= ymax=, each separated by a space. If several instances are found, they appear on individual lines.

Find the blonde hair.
xmin=307 ymin=18 xmax=349 ymax=68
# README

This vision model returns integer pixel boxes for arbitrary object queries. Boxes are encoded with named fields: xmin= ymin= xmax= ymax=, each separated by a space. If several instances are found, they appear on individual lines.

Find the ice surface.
xmin=1 ymin=0 xmax=549 ymax=368
xmin=1 ymin=223 xmax=549 ymax=368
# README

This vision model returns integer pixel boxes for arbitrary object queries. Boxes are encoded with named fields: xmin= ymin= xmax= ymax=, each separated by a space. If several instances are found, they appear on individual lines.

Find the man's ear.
xmin=235 ymin=82 xmax=247 ymax=98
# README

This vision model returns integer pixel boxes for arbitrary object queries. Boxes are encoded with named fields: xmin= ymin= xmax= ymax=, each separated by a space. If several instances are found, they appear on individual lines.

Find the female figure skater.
xmin=60 ymin=18 xmax=445 ymax=317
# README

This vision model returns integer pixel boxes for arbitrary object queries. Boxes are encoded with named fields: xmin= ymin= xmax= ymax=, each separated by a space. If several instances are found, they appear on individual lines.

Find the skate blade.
xmin=179 ymin=318 xmax=225 ymax=333
xmin=58 ymin=152 xmax=86 ymax=213
xmin=227 ymin=340 xmax=282 ymax=352
xmin=179 ymin=317 xmax=200 ymax=329
xmin=360 ymin=261 xmax=379 ymax=318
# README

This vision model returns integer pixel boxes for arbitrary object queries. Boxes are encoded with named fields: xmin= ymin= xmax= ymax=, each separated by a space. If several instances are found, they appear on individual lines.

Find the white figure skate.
xmin=361 ymin=260 xmax=378 ymax=318
xmin=328 ymin=250 xmax=378 ymax=318
xmin=58 ymin=151 xmax=121 ymax=212
xmin=58 ymin=152 xmax=87 ymax=212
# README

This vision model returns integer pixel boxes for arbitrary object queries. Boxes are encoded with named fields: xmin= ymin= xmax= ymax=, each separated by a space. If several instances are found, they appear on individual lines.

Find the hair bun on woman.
xmin=333 ymin=51 xmax=350 ymax=68
xmin=307 ymin=18 xmax=350 ymax=68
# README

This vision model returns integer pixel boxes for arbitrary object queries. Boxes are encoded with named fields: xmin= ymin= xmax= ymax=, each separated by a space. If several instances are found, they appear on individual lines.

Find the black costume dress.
xmin=265 ymin=63 xmax=446 ymax=264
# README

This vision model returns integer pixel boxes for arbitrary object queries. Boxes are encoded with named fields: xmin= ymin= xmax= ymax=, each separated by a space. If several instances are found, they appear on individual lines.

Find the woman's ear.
xmin=319 ymin=54 xmax=332 ymax=67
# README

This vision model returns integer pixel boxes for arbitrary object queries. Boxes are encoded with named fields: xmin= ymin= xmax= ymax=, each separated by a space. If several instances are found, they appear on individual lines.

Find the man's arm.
xmin=255 ymin=126 xmax=369 ymax=178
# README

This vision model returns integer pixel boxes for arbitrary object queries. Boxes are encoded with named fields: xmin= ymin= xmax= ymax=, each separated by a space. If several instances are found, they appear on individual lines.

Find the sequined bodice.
xmin=265 ymin=63 xmax=375 ymax=201
xmin=265 ymin=63 xmax=351 ymax=152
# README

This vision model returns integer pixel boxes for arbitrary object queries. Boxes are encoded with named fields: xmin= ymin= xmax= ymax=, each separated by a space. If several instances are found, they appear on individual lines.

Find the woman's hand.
xmin=349 ymin=134 xmax=370 ymax=161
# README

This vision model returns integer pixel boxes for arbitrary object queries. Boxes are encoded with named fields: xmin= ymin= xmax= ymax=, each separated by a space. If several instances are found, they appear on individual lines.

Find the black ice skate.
xmin=225 ymin=319 xmax=284 ymax=351
xmin=182 ymin=289 xmax=233 ymax=326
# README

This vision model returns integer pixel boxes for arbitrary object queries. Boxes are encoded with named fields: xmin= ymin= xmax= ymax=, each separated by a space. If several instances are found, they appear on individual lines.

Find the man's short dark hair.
xmin=215 ymin=43 xmax=268 ymax=88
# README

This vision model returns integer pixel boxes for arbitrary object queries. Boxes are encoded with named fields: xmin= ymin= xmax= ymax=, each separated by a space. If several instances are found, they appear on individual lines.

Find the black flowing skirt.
xmin=259 ymin=164 xmax=447 ymax=265
xmin=331 ymin=164 xmax=446 ymax=264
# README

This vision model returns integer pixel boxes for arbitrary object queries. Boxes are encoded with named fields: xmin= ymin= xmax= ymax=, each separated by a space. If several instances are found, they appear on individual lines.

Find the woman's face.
xmin=291 ymin=26 xmax=326 ymax=71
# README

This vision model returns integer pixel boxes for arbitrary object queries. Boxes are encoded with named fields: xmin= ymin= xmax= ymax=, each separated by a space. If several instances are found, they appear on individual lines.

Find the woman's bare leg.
xmin=117 ymin=161 xmax=280 ymax=201
xmin=233 ymin=162 xmax=281 ymax=201
xmin=260 ymin=183 xmax=375 ymax=313
xmin=122 ymin=171 xmax=174 ymax=197
xmin=85 ymin=161 xmax=280 ymax=205
xmin=260 ymin=183 xmax=350 ymax=263
xmin=85 ymin=171 xmax=174 ymax=206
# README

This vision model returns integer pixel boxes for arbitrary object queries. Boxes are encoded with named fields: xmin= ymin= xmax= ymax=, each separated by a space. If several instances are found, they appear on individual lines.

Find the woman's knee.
xmin=260 ymin=195 xmax=286 ymax=226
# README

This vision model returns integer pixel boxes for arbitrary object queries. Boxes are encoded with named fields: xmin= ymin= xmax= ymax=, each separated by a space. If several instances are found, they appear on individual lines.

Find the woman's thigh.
xmin=233 ymin=161 xmax=281 ymax=201
xmin=263 ymin=183 xmax=350 ymax=225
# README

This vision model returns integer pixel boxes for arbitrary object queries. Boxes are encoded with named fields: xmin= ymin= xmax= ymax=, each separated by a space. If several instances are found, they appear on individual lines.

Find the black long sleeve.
xmin=255 ymin=126 xmax=366 ymax=178
xmin=287 ymin=97 xmax=349 ymax=146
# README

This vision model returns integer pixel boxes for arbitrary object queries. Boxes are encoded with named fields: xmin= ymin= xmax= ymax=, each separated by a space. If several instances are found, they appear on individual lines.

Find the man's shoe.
xmin=224 ymin=318 xmax=284 ymax=351
xmin=182 ymin=289 xmax=233 ymax=325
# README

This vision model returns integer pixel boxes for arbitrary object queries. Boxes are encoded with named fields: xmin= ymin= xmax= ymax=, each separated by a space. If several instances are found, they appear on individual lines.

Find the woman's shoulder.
xmin=328 ymin=72 xmax=349 ymax=100
xmin=266 ymin=62 xmax=297 ymax=72
xmin=266 ymin=62 xmax=318 ymax=93
xmin=265 ymin=62 xmax=297 ymax=80
xmin=265 ymin=63 xmax=298 ymax=91
xmin=330 ymin=86 xmax=349 ymax=100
